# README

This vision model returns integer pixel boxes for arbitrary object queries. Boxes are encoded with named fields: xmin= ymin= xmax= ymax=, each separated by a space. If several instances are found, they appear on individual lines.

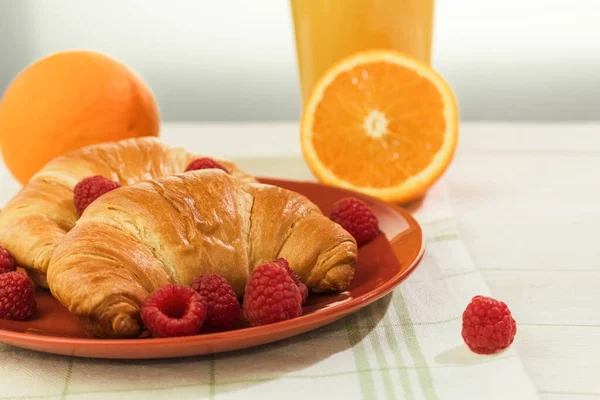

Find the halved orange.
xmin=300 ymin=50 xmax=458 ymax=204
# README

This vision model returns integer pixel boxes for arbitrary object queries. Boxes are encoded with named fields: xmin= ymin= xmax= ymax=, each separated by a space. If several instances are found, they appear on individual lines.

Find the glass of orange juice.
xmin=290 ymin=0 xmax=435 ymax=102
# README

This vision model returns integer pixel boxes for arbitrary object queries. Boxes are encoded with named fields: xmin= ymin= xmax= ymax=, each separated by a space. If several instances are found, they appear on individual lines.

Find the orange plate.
xmin=0 ymin=178 xmax=424 ymax=359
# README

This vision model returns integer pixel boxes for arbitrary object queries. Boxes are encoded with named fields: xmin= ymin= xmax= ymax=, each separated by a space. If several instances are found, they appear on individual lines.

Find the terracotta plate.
xmin=0 ymin=178 xmax=424 ymax=359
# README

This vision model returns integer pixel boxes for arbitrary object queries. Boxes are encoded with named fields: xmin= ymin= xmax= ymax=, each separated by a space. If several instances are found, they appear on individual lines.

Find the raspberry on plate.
xmin=330 ymin=197 xmax=379 ymax=246
xmin=140 ymin=284 xmax=207 ymax=338
xmin=462 ymin=295 xmax=517 ymax=354
xmin=273 ymin=258 xmax=308 ymax=304
xmin=185 ymin=158 xmax=228 ymax=173
xmin=73 ymin=175 xmax=121 ymax=215
xmin=0 ymin=271 xmax=36 ymax=320
xmin=191 ymin=274 xmax=241 ymax=331
xmin=0 ymin=246 xmax=16 ymax=275
xmin=243 ymin=261 xmax=303 ymax=326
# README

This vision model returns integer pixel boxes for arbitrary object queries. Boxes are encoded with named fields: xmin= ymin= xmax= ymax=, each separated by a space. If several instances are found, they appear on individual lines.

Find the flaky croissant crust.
xmin=48 ymin=171 xmax=357 ymax=338
xmin=0 ymin=137 xmax=255 ymax=288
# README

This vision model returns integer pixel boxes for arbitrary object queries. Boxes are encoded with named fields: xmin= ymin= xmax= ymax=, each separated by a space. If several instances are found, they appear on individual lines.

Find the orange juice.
xmin=291 ymin=0 xmax=435 ymax=102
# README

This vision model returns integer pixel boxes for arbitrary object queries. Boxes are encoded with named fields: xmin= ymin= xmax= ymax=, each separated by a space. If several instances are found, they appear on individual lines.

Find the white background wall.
xmin=1 ymin=0 xmax=599 ymax=122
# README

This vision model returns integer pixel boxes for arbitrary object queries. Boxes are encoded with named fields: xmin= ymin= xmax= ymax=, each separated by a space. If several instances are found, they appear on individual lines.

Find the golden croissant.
xmin=47 ymin=171 xmax=357 ymax=338
xmin=0 ymin=137 xmax=255 ymax=288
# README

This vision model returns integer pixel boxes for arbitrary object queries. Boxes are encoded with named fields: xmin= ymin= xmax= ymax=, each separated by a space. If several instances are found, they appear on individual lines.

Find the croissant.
xmin=0 ymin=137 xmax=255 ymax=288
xmin=47 ymin=170 xmax=357 ymax=338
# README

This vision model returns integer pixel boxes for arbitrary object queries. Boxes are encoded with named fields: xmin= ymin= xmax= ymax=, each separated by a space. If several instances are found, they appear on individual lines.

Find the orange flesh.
xmin=311 ymin=61 xmax=446 ymax=188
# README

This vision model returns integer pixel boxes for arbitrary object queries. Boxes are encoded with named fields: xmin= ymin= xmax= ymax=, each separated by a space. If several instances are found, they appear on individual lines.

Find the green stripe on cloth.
xmin=365 ymin=304 xmax=395 ymax=399
xmin=375 ymin=298 xmax=415 ymax=399
xmin=209 ymin=354 xmax=216 ymax=399
xmin=61 ymin=358 xmax=74 ymax=400
xmin=422 ymin=218 xmax=456 ymax=230
xmin=408 ymin=270 xmax=478 ymax=284
xmin=393 ymin=290 xmax=439 ymax=400
xmin=345 ymin=311 xmax=376 ymax=399
xmin=428 ymin=233 xmax=461 ymax=243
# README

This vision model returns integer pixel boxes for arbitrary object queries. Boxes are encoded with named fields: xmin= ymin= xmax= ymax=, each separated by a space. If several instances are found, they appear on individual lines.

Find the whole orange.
xmin=0 ymin=50 xmax=160 ymax=184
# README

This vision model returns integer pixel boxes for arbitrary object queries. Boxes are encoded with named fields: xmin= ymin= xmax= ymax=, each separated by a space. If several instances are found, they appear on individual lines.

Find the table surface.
xmin=0 ymin=122 xmax=598 ymax=399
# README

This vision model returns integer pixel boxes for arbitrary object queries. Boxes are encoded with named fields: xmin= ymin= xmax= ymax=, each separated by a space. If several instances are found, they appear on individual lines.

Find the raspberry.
xmin=0 ymin=272 xmax=36 ymax=320
xmin=185 ymin=158 xmax=228 ymax=173
xmin=0 ymin=246 xmax=16 ymax=275
xmin=462 ymin=295 xmax=517 ymax=354
xmin=73 ymin=175 xmax=121 ymax=215
xmin=140 ymin=284 xmax=207 ymax=338
xmin=191 ymin=275 xmax=241 ymax=331
xmin=330 ymin=197 xmax=379 ymax=246
xmin=273 ymin=258 xmax=308 ymax=304
xmin=243 ymin=261 xmax=303 ymax=326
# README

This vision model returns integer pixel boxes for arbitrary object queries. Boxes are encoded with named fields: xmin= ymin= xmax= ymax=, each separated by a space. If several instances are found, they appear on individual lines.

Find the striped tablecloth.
xmin=0 ymin=124 xmax=540 ymax=399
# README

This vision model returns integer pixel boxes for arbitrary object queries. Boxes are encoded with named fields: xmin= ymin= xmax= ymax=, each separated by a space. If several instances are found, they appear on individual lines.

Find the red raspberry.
xmin=273 ymin=258 xmax=308 ymax=304
xmin=0 ymin=272 xmax=36 ymax=320
xmin=140 ymin=284 xmax=207 ymax=338
xmin=330 ymin=197 xmax=379 ymax=246
xmin=185 ymin=158 xmax=228 ymax=173
xmin=243 ymin=261 xmax=303 ymax=326
xmin=0 ymin=246 xmax=16 ymax=275
xmin=462 ymin=295 xmax=517 ymax=354
xmin=191 ymin=275 xmax=241 ymax=331
xmin=73 ymin=175 xmax=121 ymax=215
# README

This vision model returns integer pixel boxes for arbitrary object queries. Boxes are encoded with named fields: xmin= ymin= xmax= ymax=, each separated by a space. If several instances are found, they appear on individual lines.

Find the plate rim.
xmin=0 ymin=178 xmax=425 ymax=357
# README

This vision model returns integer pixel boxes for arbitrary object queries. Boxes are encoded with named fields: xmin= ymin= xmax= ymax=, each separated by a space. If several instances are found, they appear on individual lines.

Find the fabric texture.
xmin=0 ymin=181 xmax=538 ymax=400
